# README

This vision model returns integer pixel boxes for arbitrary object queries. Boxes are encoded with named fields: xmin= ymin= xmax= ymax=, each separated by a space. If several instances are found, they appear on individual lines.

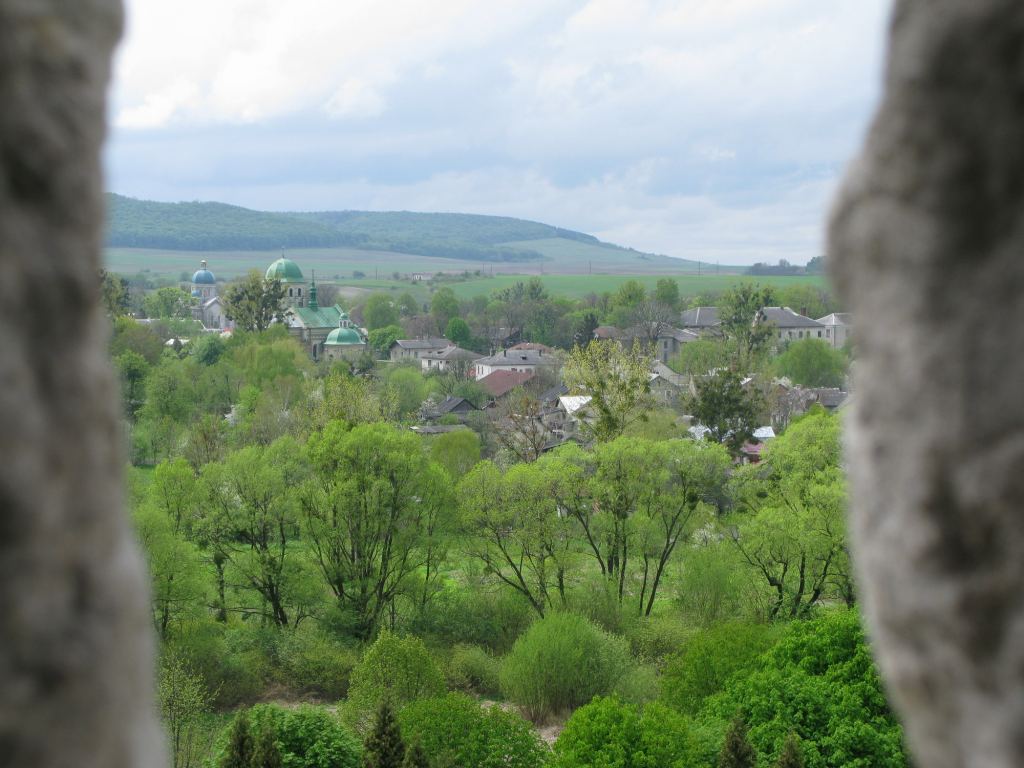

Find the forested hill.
xmin=105 ymin=193 xmax=650 ymax=264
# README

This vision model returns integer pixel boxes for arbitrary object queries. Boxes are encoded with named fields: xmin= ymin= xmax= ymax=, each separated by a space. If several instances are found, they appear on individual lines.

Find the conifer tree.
xmin=720 ymin=717 xmax=757 ymax=768
xmin=775 ymin=733 xmax=804 ymax=768
xmin=363 ymin=700 xmax=406 ymax=768
xmin=401 ymin=738 xmax=430 ymax=768
xmin=251 ymin=725 xmax=283 ymax=768
xmin=219 ymin=711 xmax=255 ymax=768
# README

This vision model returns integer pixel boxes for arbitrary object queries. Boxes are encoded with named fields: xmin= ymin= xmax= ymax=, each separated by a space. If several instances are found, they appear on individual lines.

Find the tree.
xmin=655 ymin=277 xmax=681 ymax=309
xmin=159 ymin=655 xmax=213 ymax=768
xmin=727 ymin=410 xmax=848 ymax=620
xmin=365 ymin=294 xmax=400 ymax=331
xmin=686 ymin=370 xmax=762 ymax=455
xmin=563 ymin=339 xmax=655 ymax=442
xmin=773 ymin=339 xmax=847 ymax=388
xmin=144 ymin=286 xmax=194 ymax=320
xmin=670 ymin=339 xmax=731 ymax=378
xmin=252 ymin=726 xmax=283 ymax=768
xmin=115 ymin=350 xmax=150 ymax=418
xmin=429 ymin=429 xmax=480 ymax=480
xmin=491 ymin=388 xmax=551 ymax=463
xmin=615 ymin=279 xmax=646 ymax=310
xmin=364 ymin=701 xmax=406 ymax=768
xmin=369 ymin=325 xmax=404 ymax=357
xmin=219 ymin=711 xmax=255 ymax=768
xmin=223 ymin=270 xmax=288 ymax=332
xmin=719 ymin=283 xmax=776 ymax=367
xmin=401 ymin=740 xmax=430 ymax=768
xmin=445 ymin=317 xmax=471 ymax=347
xmin=430 ymin=287 xmax=460 ymax=334
xmin=302 ymin=422 xmax=453 ymax=638
xmin=100 ymin=269 xmax=130 ymax=316
xmin=776 ymin=734 xmax=804 ymax=768
xmin=458 ymin=460 xmax=575 ymax=615
xmin=199 ymin=438 xmax=314 ymax=627
xmin=397 ymin=292 xmax=419 ymax=317
xmin=720 ymin=718 xmax=757 ymax=768
xmin=571 ymin=311 xmax=599 ymax=348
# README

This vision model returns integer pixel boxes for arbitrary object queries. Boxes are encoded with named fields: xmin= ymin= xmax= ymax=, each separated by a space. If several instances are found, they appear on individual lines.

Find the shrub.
xmin=625 ymin=614 xmax=693 ymax=665
xmin=211 ymin=705 xmax=361 ymax=768
xmin=611 ymin=663 xmax=660 ymax=706
xmin=500 ymin=612 xmax=631 ymax=723
xmin=661 ymin=622 xmax=780 ymax=715
xmin=702 ymin=610 xmax=907 ymax=768
xmin=446 ymin=645 xmax=501 ymax=697
xmin=164 ymin=620 xmax=269 ymax=707
xmin=551 ymin=696 xmax=707 ymax=768
xmin=407 ymin=583 xmax=534 ymax=654
xmin=276 ymin=628 xmax=359 ymax=699
xmin=400 ymin=693 xmax=548 ymax=768
xmin=344 ymin=632 xmax=446 ymax=732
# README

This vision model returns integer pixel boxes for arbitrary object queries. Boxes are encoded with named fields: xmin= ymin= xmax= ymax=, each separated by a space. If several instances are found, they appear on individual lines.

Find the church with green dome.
xmin=266 ymin=256 xmax=367 ymax=361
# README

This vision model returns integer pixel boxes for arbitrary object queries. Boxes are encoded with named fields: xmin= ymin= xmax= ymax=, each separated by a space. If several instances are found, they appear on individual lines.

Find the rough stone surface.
xmin=0 ymin=2 xmax=163 ymax=766
xmin=830 ymin=2 xmax=1024 ymax=766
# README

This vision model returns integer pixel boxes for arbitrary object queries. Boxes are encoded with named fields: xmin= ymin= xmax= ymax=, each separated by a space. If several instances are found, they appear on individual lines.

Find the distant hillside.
xmin=105 ymin=194 xmax=663 ymax=265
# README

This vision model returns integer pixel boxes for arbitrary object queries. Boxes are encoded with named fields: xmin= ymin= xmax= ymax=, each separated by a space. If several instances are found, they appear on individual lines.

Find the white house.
xmin=472 ymin=348 xmax=559 ymax=381
xmin=816 ymin=313 xmax=853 ymax=349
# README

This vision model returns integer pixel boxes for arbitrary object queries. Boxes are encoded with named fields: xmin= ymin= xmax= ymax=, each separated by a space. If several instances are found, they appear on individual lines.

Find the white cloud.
xmin=109 ymin=0 xmax=893 ymax=264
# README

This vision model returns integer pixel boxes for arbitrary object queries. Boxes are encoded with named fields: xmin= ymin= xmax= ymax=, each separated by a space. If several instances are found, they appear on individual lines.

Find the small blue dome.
xmin=191 ymin=288 xmax=202 ymax=298
xmin=192 ymin=260 xmax=216 ymax=284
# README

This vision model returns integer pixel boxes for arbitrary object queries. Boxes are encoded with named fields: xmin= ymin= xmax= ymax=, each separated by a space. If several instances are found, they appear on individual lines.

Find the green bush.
xmin=407 ymin=583 xmax=535 ymax=654
xmin=702 ymin=610 xmax=907 ymax=768
xmin=276 ymin=628 xmax=359 ymax=699
xmin=446 ymin=645 xmax=501 ymax=698
xmin=661 ymin=622 xmax=780 ymax=715
xmin=625 ymin=614 xmax=693 ymax=665
xmin=551 ymin=696 xmax=711 ymax=768
xmin=164 ymin=620 xmax=271 ymax=707
xmin=400 ymin=693 xmax=549 ymax=768
xmin=344 ymin=632 xmax=446 ymax=732
xmin=210 ymin=704 xmax=361 ymax=768
xmin=611 ymin=663 xmax=660 ymax=706
xmin=500 ymin=612 xmax=631 ymax=723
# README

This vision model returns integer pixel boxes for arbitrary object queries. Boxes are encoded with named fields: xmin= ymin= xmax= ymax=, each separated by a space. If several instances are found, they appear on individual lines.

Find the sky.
xmin=107 ymin=0 xmax=892 ymax=266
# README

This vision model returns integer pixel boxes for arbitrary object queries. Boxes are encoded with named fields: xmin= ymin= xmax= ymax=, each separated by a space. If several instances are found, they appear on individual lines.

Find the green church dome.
xmin=265 ymin=257 xmax=304 ymax=282
xmin=325 ymin=327 xmax=363 ymax=346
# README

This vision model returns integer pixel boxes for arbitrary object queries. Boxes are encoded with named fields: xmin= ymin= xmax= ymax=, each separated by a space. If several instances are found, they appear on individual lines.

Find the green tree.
xmin=199 ymin=438 xmax=314 ymax=627
xmin=459 ymin=460 xmax=575 ymax=616
xmin=563 ymin=339 xmax=655 ymax=442
xmin=159 ymin=655 xmax=212 ymax=768
xmin=500 ymin=613 xmax=630 ymax=723
xmin=144 ymin=286 xmax=194 ymax=320
xmin=401 ymin=693 xmax=546 ymax=768
xmin=654 ymin=278 xmax=681 ymax=310
xmin=397 ymin=292 xmax=420 ymax=317
xmin=720 ymin=718 xmax=757 ymax=768
xmin=302 ymin=422 xmax=453 ymax=638
xmin=365 ymin=294 xmax=401 ymax=331
xmin=431 ymin=287 xmax=460 ymax=334
xmin=670 ymin=339 xmax=731 ymax=378
xmin=429 ymin=429 xmax=480 ymax=479
xmin=401 ymin=739 xmax=430 ymax=768
xmin=219 ymin=711 xmax=255 ymax=768
xmin=615 ymin=280 xmax=646 ymax=310
xmin=571 ymin=311 xmax=599 ymax=348
xmin=706 ymin=610 xmax=907 ymax=768
xmin=115 ymin=350 xmax=150 ymax=418
xmin=445 ymin=317 xmax=471 ymax=347
xmin=100 ymin=269 xmax=130 ymax=316
xmin=728 ymin=410 xmax=848 ymax=619
xmin=252 ymin=726 xmax=284 ymax=768
xmin=773 ymin=339 xmax=847 ymax=388
xmin=686 ymin=370 xmax=762 ymax=455
xmin=776 ymin=734 xmax=804 ymax=768
xmin=364 ymin=701 xmax=407 ymax=768
xmin=345 ymin=632 xmax=446 ymax=732
xmin=719 ymin=283 xmax=775 ymax=367
xmin=369 ymin=325 xmax=404 ymax=357
xmin=223 ymin=270 xmax=289 ymax=332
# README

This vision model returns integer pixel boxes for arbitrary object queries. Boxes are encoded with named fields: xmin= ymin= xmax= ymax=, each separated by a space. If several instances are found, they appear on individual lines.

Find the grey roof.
xmin=421 ymin=346 xmax=477 ymax=362
xmin=623 ymin=324 xmax=698 ymax=343
xmin=757 ymin=307 xmax=824 ymax=329
xmin=435 ymin=396 xmax=478 ymax=414
xmin=811 ymin=388 xmax=849 ymax=409
xmin=474 ymin=349 xmax=558 ymax=366
xmin=816 ymin=312 xmax=852 ymax=326
xmin=393 ymin=338 xmax=450 ymax=351
xmin=650 ymin=361 xmax=686 ymax=387
xmin=540 ymin=383 xmax=569 ymax=403
xmin=680 ymin=306 xmax=720 ymax=328
xmin=410 ymin=425 xmax=471 ymax=435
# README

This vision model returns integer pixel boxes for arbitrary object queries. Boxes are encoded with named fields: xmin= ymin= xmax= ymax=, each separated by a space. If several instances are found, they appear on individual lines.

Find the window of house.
xmin=288 ymin=288 xmax=293 ymax=297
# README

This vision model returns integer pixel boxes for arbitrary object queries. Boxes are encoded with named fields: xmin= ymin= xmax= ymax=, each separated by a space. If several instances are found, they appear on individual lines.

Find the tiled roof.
xmin=680 ymin=307 xmax=720 ymax=327
xmin=478 ymin=370 xmax=535 ymax=398
xmin=474 ymin=349 xmax=556 ymax=366
xmin=757 ymin=307 xmax=823 ymax=329
xmin=394 ymin=337 xmax=450 ymax=350
xmin=291 ymin=304 xmax=344 ymax=329
xmin=421 ymin=346 xmax=477 ymax=362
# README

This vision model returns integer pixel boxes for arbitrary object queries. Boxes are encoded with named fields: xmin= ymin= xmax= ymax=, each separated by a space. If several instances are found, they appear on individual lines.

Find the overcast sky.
xmin=107 ymin=0 xmax=892 ymax=265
